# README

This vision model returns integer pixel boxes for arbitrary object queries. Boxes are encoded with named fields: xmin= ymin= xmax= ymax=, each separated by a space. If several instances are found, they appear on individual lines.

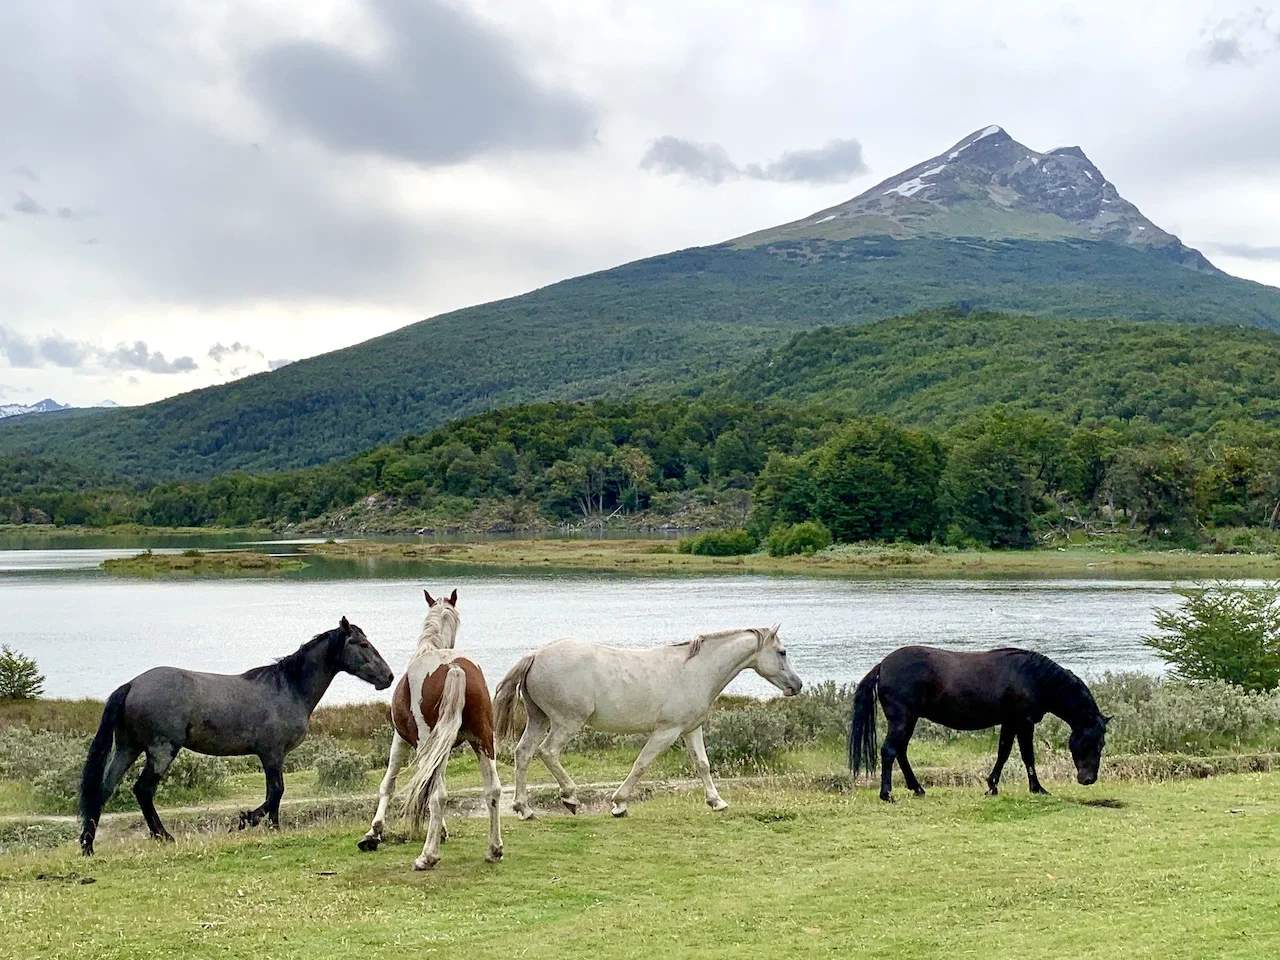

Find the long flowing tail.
xmin=79 ymin=681 xmax=131 ymax=854
xmin=492 ymin=653 xmax=536 ymax=744
xmin=403 ymin=665 xmax=467 ymax=831
xmin=848 ymin=664 xmax=881 ymax=779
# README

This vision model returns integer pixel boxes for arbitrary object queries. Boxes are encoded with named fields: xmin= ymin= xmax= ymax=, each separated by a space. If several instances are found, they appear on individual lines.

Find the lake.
xmin=0 ymin=538 xmax=1185 ymax=704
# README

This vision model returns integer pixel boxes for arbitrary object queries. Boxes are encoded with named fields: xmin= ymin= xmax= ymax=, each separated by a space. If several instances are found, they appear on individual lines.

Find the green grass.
xmin=100 ymin=550 xmax=305 ymax=576
xmin=2 ymin=775 xmax=1278 ymax=959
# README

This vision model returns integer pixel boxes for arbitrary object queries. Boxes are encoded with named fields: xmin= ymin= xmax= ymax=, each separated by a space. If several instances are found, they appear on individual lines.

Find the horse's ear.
xmin=424 ymin=590 xmax=435 ymax=607
xmin=339 ymin=615 xmax=350 ymax=633
xmin=771 ymin=623 xmax=781 ymax=638
xmin=447 ymin=589 xmax=457 ymax=607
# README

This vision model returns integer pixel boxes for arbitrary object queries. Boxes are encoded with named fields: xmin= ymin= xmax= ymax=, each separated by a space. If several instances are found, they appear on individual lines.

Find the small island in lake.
xmin=102 ymin=550 xmax=306 ymax=576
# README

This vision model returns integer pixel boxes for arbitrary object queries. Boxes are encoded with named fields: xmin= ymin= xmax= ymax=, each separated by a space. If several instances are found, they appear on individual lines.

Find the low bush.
xmin=703 ymin=704 xmax=788 ymax=772
xmin=766 ymin=521 xmax=833 ymax=557
xmin=314 ymin=749 xmax=370 ymax=791
xmin=677 ymin=529 xmax=756 ymax=557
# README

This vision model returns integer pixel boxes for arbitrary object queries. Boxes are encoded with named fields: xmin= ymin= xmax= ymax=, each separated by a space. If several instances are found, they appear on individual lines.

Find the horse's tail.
xmin=848 ymin=663 xmax=881 ymax=779
xmin=403 ymin=665 xmax=467 ymax=831
xmin=492 ymin=653 xmax=536 ymax=744
xmin=79 ymin=681 xmax=131 ymax=854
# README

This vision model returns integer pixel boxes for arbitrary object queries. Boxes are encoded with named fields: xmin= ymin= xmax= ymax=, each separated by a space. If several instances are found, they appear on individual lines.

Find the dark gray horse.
xmin=79 ymin=616 xmax=393 ymax=855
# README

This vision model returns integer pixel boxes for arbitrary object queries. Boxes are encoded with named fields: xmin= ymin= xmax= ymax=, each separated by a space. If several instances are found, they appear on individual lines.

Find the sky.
xmin=2 ymin=0 xmax=1279 ymax=408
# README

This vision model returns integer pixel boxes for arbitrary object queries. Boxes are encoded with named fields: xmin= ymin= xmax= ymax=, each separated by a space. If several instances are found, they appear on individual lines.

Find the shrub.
xmin=314 ymin=749 xmax=370 ymax=791
xmin=1145 ymin=582 xmax=1280 ymax=692
xmin=677 ymin=529 xmax=756 ymax=557
xmin=0 ymin=645 xmax=45 ymax=700
xmin=703 ymin=705 xmax=788 ymax=772
xmin=766 ymin=521 xmax=833 ymax=557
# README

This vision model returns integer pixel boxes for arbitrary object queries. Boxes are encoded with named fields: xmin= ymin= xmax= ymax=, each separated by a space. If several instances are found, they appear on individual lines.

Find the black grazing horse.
xmin=79 ymin=617 xmax=393 ymax=855
xmin=849 ymin=646 xmax=1109 ymax=802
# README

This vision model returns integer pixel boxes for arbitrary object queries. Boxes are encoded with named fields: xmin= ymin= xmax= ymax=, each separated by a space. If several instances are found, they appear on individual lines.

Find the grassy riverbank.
xmin=100 ymin=550 xmax=305 ymax=576
xmin=3 ymin=775 xmax=1279 ymax=959
xmin=305 ymin=537 xmax=1280 ymax=579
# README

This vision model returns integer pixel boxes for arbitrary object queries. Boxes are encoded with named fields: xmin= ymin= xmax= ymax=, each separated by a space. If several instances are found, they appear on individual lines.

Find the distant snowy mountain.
xmin=0 ymin=398 xmax=83 ymax=420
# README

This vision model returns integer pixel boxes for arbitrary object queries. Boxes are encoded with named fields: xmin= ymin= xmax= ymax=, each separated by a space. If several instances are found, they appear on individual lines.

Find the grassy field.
xmin=1 ymin=774 xmax=1278 ymax=959
xmin=100 ymin=550 xmax=306 ymax=576
xmin=305 ymin=538 xmax=1280 ymax=579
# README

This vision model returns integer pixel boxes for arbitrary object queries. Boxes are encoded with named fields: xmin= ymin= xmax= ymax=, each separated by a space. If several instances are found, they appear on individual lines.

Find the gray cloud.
xmin=10 ymin=165 xmax=39 ymax=182
xmin=1204 ymin=241 xmax=1280 ymax=261
xmin=105 ymin=342 xmax=197 ymax=374
xmin=641 ymin=136 xmax=867 ymax=185
xmin=245 ymin=0 xmax=596 ymax=166
xmin=208 ymin=341 xmax=262 ymax=363
xmin=267 ymin=358 xmax=293 ymax=371
xmin=12 ymin=190 xmax=46 ymax=215
xmin=1197 ymin=9 xmax=1279 ymax=65
xmin=0 ymin=324 xmax=196 ymax=374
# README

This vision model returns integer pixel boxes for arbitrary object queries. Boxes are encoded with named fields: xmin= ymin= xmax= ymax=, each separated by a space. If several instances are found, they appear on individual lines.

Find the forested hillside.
xmin=4 ymin=237 xmax=1280 ymax=480
xmin=720 ymin=310 xmax=1280 ymax=433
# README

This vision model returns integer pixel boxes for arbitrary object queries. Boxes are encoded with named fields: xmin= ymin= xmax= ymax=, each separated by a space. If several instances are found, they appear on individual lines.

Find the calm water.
xmin=0 ymin=539 xmax=1184 ymax=703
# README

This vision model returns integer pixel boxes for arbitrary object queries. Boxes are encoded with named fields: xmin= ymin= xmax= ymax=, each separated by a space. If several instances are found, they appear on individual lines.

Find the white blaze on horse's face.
xmin=753 ymin=626 xmax=803 ymax=697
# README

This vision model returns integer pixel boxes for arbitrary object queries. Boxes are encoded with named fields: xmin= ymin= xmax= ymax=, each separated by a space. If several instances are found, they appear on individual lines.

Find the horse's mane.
xmin=243 ymin=626 xmax=346 ymax=685
xmin=673 ymin=627 xmax=772 ymax=661
xmin=1008 ymin=648 xmax=1102 ymax=721
xmin=416 ymin=603 xmax=460 ymax=651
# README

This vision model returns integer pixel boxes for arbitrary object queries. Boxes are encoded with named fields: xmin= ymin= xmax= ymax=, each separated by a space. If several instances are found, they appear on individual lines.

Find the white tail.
xmin=402 ymin=664 xmax=467 ymax=830
xmin=492 ymin=652 xmax=536 ymax=743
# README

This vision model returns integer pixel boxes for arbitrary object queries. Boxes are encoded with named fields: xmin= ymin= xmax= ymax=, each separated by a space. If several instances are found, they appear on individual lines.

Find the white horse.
xmin=358 ymin=589 xmax=503 ymax=869
xmin=493 ymin=626 xmax=803 ymax=819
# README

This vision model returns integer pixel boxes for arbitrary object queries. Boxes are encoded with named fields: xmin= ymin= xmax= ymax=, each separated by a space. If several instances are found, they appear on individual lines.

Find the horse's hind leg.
xmin=894 ymin=717 xmax=925 ymax=798
xmin=684 ymin=726 xmax=728 ymax=812
xmin=986 ymin=724 xmax=1017 ymax=796
xmin=1017 ymin=723 xmax=1048 ymax=795
xmin=360 ymin=731 xmax=411 ymax=851
xmin=134 ymin=743 xmax=178 ymax=843
xmin=537 ymin=718 xmax=585 ymax=814
xmin=611 ymin=726 xmax=682 ymax=818
xmin=238 ymin=756 xmax=285 ymax=831
xmin=512 ymin=699 xmax=550 ymax=820
xmin=412 ymin=771 xmax=448 ymax=872
xmin=81 ymin=745 xmax=141 ymax=855
xmin=475 ymin=744 xmax=504 ymax=863
xmin=879 ymin=704 xmax=915 ymax=802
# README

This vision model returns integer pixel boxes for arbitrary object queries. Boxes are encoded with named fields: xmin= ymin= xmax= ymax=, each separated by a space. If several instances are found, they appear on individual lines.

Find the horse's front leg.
xmin=1017 ymin=723 xmax=1048 ymax=795
xmin=611 ymin=726 xmax=682 ymax=818
xmin=359 ymin=732 xmax=411 ymax=851
xmin=986 ymin=724 xmax=1017 ymax=796
xmin=683 ymin=726 xmax=728 ymax=812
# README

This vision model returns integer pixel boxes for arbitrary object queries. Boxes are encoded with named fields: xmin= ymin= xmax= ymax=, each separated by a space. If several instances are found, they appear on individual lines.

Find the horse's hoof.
xmin=912 ymin=788 xmax=926 ymax=798
xmin=611 ymin=803 xmax=628 ymax=818
xmin=412 ymin=855 xmax=438 ymax=872
xmin=879 ymin=793 xmax=894 ymax=803
xmin=357 ymin=836 xmax=380 ymax=853
xmin=562 ymin=797 xmax=581 ymax=815
xmin=486 ymin=846 xmax=504 ymax=863
xmin=986 ymin=786 xmax=999 ymax=797
xmin=707 ymin=798 xmax=730 ymax=812
xmin=517 ymin=808 xmax=538 ymax=821
xmin=1030 ymin=786 xmax=1049 ymax=796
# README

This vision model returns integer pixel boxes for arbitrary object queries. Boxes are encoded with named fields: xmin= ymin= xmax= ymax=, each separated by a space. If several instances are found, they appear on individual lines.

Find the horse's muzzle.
xmin=1077 ymin=771 xmax=1097 ymax=786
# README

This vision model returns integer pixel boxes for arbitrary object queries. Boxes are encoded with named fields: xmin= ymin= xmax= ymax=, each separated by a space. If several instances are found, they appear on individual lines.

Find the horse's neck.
xmin=294 ymin=652 xmax=342 ymax=713
xmin=1044 ymin=670 xmax=1097 ymax=729
xmin=415 ymin=615 xmax=457 ymax=653
xmin=684 ymin=631 xmax=760 ymax=700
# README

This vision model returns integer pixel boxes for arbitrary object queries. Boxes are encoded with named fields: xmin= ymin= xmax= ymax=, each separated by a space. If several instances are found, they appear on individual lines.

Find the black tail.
xmin=848 ymin=664 xmax=881 ymax=780
xmin=79 ymin=682 xmax=130 ymax=855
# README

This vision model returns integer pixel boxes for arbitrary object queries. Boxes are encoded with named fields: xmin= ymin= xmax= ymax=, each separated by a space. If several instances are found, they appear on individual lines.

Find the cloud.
xmin=640 ymin=136 xmax=868 ymax=185
xmin=1203 ymin=241 xmax=1280 ymax=261
xmin=1196 ymin=9 xmax=1280 ymax=66
xmin=0 ymin=324 xmax=196 ymax=374
xmin=245 ymin=0 xmax=596 ymax=166
xmin=12 ymin=190 xmax=46 ymax=215
xmin=208 ymin=341 xmax=263 ymax=363
xmin=639 ymin=136 xmax=740 ymax=184
xmin=267 ymin=358 xmax=293 ymax=371
xmin=10 ymin=165 xmax=39 ymax=182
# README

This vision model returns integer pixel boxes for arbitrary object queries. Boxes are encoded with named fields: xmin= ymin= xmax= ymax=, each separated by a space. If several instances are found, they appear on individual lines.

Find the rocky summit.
xmin=737 ymin=125 xmax=1218 ymax=273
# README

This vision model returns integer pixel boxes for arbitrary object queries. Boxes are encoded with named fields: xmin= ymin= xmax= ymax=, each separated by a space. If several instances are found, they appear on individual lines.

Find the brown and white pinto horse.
xmin=357 ymin=589 xmax=503 ymax=870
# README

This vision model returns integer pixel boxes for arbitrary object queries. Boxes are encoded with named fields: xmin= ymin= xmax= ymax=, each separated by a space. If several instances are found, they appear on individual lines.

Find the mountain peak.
xmin=736 ymin=126 xmax=1219 ymax=273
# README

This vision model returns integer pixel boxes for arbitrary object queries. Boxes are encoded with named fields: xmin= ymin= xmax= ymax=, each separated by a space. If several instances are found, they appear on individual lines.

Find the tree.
xmin=1145 ymin=583 xmax=1280 ymax=692
xmin=0 ymin=645 xmax=45 ymax=700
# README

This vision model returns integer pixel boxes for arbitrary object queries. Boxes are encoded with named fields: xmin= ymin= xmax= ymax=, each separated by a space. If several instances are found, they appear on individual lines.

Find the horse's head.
xmin=336 ymin=616 xmax=394 ymax=690
xmin=419 ymin=589 xmax=460 ymax=649
xmin=1068 ymin=715 xmax=1109 ymax=785
xmin=753 ymin=625 xmax=803 ymax=698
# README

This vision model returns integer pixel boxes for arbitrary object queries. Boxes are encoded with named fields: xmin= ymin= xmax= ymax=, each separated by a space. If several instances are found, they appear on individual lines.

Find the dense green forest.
xmin=719 ymin=310 xmax=1280 ymax=434
xmin=4 ymin=237 xmax=1280 ymax=480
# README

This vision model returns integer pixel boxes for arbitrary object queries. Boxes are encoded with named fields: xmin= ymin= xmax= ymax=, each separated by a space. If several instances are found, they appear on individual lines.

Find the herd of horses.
xmin=77 ymin=587 xmax=1110 ymax=868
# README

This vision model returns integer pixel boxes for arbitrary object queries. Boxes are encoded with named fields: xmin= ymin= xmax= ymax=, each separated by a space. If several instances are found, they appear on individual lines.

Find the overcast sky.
xmin=2 ymin=0 xmax=1279 ymax=408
